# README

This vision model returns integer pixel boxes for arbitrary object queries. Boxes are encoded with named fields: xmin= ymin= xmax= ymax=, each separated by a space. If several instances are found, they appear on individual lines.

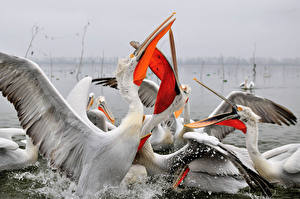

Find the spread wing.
xmin=205 ymin=91 xmax=297 ymax=140
xmin=93 ymin=77 xmax=159 ymax=108
xmin=0 ymin=52 xmax=104 ymax=179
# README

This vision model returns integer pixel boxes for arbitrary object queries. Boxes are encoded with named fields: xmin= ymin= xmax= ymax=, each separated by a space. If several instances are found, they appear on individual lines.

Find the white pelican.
xmin=194 ymin=104 xmax=299 ymax=188
xmin=185 ymin=80 xmax=298 ymax=189
xmin=234 ymin=105 xmax=299 ymax=187
xmin=134 ymin=128 xmax=273 ymax=195
xmin=239 ymin=77 xmax=254 ymax=90
xmin=0 ymin=13 xmax=176 ymax=197
xmin=0 ymin=128 xmax=38 ymax=171
xmin=86 ymin=93 xmax=115 ymax=126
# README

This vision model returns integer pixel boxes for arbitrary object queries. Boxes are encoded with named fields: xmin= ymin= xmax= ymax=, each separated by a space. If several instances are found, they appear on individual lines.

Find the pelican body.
xmin=235 ymin=105 xmax=300 ymax=187
xmin=186 ymin=83 xmax=298 ymax=188
xmin=0 ymin=128 xmax=38 ymax=171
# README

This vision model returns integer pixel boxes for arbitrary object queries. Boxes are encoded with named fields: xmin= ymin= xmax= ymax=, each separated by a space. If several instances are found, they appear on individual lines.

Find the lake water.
xmin=0 ymin=63 xmax=299 ymax=198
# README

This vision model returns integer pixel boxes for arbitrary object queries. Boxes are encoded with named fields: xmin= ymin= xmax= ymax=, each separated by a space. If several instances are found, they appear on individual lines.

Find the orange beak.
xmin=172 ymin=165 xmax=190 ymax=189
xmin=137 ymin=133 xmax=152 ymax=152
xmin=133 ymin=14 xmax=176 ymax=86
xmin=97 ymin=98 xmax=115 ymax=124
xmin=174 ymin=106 xmax=184 ymax=118
xmin=185 ymin=110 xmax=247 ymax=134
xmin=174 ymin=97 xmax=189 ymax=118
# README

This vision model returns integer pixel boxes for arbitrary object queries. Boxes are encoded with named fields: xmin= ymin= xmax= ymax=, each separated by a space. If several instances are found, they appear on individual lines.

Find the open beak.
xmin=133 ymin=13 xmax=176 ymax=86
xmin=98 ymin=100 xmax=115 ymax=124
xmin=185 ymin=109 xmax=247 ymax=134
xmin=87 ymin=95 xmax=94 ymax=110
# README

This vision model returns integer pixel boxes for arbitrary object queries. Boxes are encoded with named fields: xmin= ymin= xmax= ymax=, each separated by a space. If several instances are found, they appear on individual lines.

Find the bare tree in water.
xmin=25 ymin=25 xmax=40 ymax=58
xmin=76 ymin=22 xmax=90 ymax=81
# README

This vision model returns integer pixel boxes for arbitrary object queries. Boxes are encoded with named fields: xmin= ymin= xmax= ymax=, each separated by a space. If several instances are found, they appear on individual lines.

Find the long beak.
xmin=98 ymin=100 xmax=115 ymax=124
xmin=87 ymin=95 xmax=94 ymax=110
xmin=172 ymin=165 xmax=190 ymax=189
xmin=133 ymin=13 xmax=176 ymax=86
xmin=184 ymin=109 xmax=247 ymax=134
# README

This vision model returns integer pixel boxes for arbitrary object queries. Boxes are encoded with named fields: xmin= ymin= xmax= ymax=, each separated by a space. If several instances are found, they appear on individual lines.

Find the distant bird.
xmin=239 ymin=77 xmax=254 ymax=90
xmin=0 ymin=13 xmax=176 ymax=197
xmin=0 ymin=128 xmax=38 ymax=171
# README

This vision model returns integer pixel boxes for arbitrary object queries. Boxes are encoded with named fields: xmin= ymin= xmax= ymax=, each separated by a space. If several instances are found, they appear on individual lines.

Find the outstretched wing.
xmin=205 ymin=91 xmax=297 ymax=140
xmin=0 ymin=52 xmax=104 ymax=179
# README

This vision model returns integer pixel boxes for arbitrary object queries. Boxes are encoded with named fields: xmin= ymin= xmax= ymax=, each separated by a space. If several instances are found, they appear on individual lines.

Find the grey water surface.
xmin=0 ymin=63 xmax=299 ymax=198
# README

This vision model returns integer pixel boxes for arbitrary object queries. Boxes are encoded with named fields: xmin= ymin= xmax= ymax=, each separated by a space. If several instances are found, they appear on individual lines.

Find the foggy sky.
xmin=1 ymin=0 xmax=300 ymax=59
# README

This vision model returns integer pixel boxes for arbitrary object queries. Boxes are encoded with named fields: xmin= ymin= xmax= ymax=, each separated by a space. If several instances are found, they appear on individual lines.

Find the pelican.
xmin=185 ymin=80 xmax=298 ymax=188
xmin=0 ymin=128 xmax=38 ymax=171
xmin=0 ymin=13 xmax=176 ymax=197
xmin=87 ymin=93 xmax=115 ymax=126
xmin=66 ymin=77 xmax=149 ymax=187
xmin=239 ymin=77 xmax=254 ymax=90
xmin=192 ymin=103 xmax=300 ymax=187
xmin=134 ymin=127 xmax=273 ymax=195
xmin=233 ymin=105 xmax=299 ymax=187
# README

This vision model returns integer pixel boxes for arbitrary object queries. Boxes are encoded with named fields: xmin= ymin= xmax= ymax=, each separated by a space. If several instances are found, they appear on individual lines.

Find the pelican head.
xmin=96 ymin=96 xmax=115 ymax=124
xmin=87 ymin=92 xmax=95 ymax=110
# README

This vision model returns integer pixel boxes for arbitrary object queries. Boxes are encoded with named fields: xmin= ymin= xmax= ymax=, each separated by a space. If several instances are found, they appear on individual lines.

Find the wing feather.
xmin=205 ymin=91 xmax=297 ymax=140
xmin=0 ymin=52 xmax=103 ymax=180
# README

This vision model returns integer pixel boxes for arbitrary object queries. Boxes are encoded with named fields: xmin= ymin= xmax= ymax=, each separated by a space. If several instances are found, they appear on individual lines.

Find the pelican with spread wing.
xmin=185 ymin=79 xmax=298 ymax=188
xmin=0 ymin=13 xmax=176 ymax=197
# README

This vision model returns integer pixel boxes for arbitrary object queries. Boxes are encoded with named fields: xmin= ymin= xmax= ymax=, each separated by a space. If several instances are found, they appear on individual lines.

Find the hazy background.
xmin=1 ymin=0 xmax=300 ymax=60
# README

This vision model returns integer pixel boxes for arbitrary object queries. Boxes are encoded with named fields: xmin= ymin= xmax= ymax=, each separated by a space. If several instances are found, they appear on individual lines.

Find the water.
xmin=0 ymin=63 xmax=299 ymax=198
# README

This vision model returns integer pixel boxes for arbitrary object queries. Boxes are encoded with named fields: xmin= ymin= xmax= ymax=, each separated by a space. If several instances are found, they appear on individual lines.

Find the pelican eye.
xmin=237 ymin=107 xmax=243 ymax=111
